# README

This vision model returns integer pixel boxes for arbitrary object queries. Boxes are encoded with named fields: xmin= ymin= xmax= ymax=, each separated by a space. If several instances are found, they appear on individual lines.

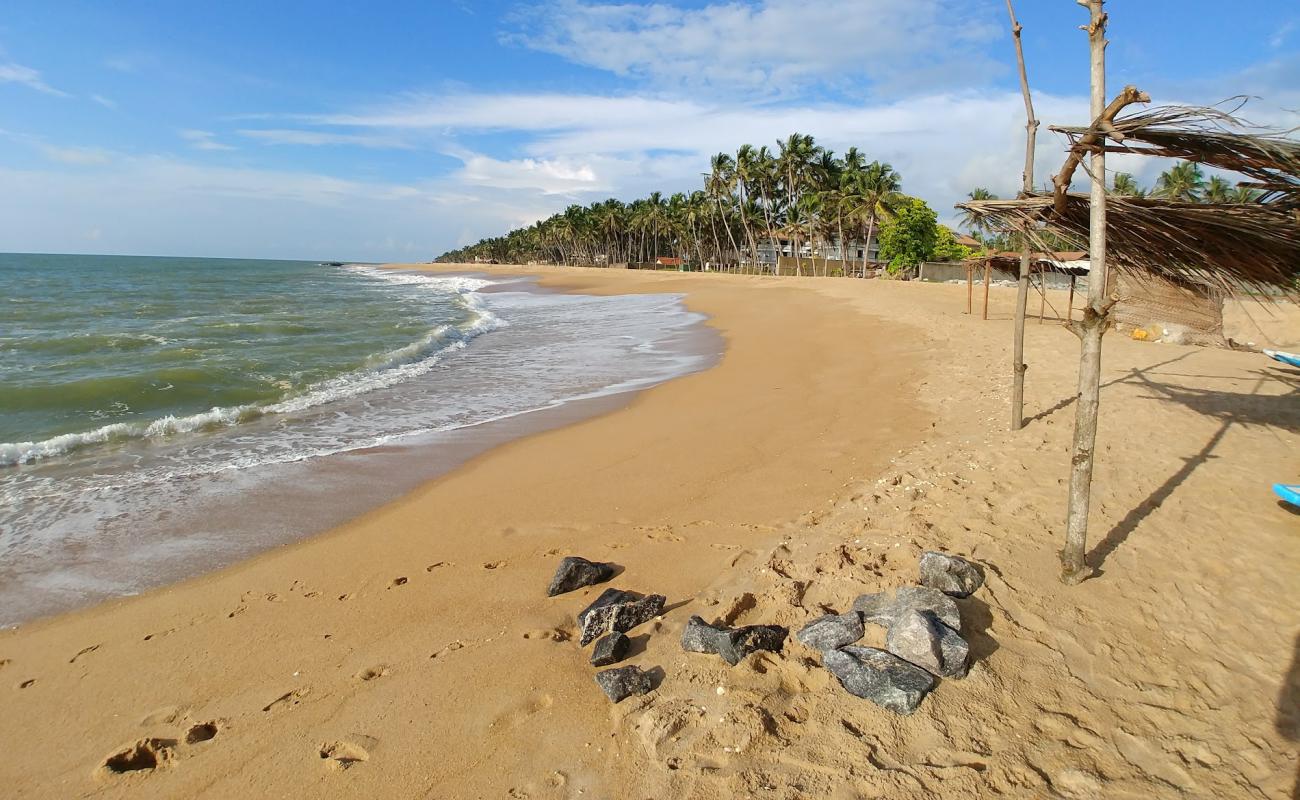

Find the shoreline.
xmin=0 ymin=269 xmax=721 ymax=628
xmin=0 ymin=265 xmax=930 ymax=797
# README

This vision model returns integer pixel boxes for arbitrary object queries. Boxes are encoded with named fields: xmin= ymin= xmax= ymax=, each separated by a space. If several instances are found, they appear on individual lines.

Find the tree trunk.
xmin=864 ymin=213 xmax=877 ymax=278
xmin=1007 ymin=0 xmax=1039 ymax=432
xmin=1061 ymin=0 xmax=1110 ymax=585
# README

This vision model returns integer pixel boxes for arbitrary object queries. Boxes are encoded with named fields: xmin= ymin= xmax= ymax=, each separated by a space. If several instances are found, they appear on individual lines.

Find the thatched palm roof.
xmin=1051 ymin=104 xmax=1300 ymax=207
xmin=959 ymin=194 xmax=1299 ymax=295
xmin=959 ymin=102 xmax=1300 ymax=297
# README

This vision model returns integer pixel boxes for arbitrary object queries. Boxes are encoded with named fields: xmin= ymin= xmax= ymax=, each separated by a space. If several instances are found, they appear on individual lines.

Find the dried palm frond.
xmin=1051 ymin=102 xmax=1300 ymax=206
xmin=957 ymin=194 xmax=1300 ymax=297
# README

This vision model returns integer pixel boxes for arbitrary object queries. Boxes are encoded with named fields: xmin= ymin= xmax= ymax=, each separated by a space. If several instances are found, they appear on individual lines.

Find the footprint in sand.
xmin=521 ymin=628 xmax=570 ymax=642
xmin=185 ymin=722 xmax=220 ymax=745
xmin=425 ymin=561 xmax=451 ymax=571
xmin=262 ymin=687 xmax=310 ymax=713
xmin=70 ymin=644 xmax=101 ymax=664
xmin=319 ymin=739 xmax=371 ymax=770
xmin=389 ymin=577 xmax=409 ymax=588
xmin=354 ymin=665 xmax=389 ymax=682
xmin=482 ymin=561 xmax=507 ymax=570
xmin=99 ymin=738 xmax=178 ymax=776
xmin=0 ymin=658 xmax=11 ymax=669
xmin=430 ymin=641 xmax=464 ymax=660
xmin=18 ymin=678 xmax=36 ymax=689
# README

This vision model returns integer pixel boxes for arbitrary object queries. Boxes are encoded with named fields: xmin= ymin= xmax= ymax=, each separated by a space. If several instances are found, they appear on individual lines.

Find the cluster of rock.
xmin=547 ymin=550 xmax=984 ymax=710
xmin=546 ymin=556 xmax=661 ymax=703
xmin=797 ymin=551 xmax=985 ymax=715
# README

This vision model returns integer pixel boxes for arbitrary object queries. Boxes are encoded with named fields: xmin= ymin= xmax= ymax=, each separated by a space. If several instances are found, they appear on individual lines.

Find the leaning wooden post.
xmin=982 ymin=263 xmax=991 ymax=320
xmin=1060 ymin=0 xmax=1111 ymax=585
xmin=1006 ymin=0 xmax=1039 ymax=430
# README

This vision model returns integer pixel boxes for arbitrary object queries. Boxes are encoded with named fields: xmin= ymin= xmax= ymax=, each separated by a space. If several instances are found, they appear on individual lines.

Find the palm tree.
xmin=960 ymin=188 xmax=998 ymax=242
xmin=1203 ymin=175 xmax=1233 ymax=203
xmin=1153 ymin=161 xmax=1206 ymax=202
xmin=777 ymin=133 xmax=820 ymax=275
xmin=1110 ymin=172 xmax=1146 ymax=198
xmin=1229 ymin=185 xmax=1261 ymax=204
xmin=707 ymin=153 xmax=742 ymax=270
xmin=849 ymin=161 xmax=903 ymax=275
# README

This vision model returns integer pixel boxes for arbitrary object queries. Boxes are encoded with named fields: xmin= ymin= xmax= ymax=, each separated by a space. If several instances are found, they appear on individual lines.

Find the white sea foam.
xmin=0 ymin=271 xmax=502 ymax=467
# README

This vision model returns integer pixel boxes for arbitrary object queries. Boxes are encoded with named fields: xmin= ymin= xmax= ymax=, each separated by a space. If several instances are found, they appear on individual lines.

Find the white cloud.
xmin=37 ymin=143 xmax=112 ymax=166
xmin=0 ymin=61 xmax=68 ymax=96
xmin=91 ymin=94 xmax=117 ymax=109
xmin=237 ymin=128 xmax=411 ymax=148
xmin=179 ymin=129 xmax=236 ymax=151
xmin=505 ymin=0 xmax=1003 ymax=94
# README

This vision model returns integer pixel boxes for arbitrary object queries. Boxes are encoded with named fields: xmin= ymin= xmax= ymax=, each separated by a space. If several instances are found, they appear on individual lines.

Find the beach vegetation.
xmin=435 ymin=134 xmax=912 ymax=276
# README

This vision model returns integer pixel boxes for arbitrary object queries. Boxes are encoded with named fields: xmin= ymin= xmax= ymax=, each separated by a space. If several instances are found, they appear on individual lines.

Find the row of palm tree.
xmin=436 ymin=133 xmax=908 ymax=276
xmin=1112 ymin=161 xmax=1260 ymax=203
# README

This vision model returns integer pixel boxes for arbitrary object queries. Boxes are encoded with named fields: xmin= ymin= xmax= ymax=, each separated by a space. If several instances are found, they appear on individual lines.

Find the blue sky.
xmin=1 ymin=0 xmax=1296 ymax=260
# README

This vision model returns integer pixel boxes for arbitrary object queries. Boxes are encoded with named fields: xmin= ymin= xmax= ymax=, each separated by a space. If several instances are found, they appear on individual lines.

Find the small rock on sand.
xmin=718 ymin=625 xmax=788 ymax=666
xmin=680 ymin=616 xmax=788 ymax=666
xmin=918 ymin=551 xmax=984 ymax=598
xmin=547 ymin=556 xmax=616 ymax=597
xmin=681 ymin=616 xmax=729 ymax=654
xmin=578 ymin=592 xmax=665 ymax=646
xmin=822 ymin=646 xmax=935 ymax=715
xmin=796 ymin=612 xmax=864 ymax=651
xmin=590 ymin=632 xmax=630 ymax=667
xmin=594 ymin=665 xmax=653 ymax=703
xmin=886 ymin=609 xmax=969 ymax=678
xmin=853 ymin=586 xmax=961 ymax=632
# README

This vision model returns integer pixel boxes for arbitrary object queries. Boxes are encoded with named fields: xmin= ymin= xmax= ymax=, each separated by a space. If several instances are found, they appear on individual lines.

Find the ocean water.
xmin=0 ymin=254 xmax=718 ymax=625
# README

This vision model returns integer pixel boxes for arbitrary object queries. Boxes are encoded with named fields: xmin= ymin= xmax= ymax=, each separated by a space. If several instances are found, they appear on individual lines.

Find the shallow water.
xmin=0 ymin=255 xmax=720 ymax=625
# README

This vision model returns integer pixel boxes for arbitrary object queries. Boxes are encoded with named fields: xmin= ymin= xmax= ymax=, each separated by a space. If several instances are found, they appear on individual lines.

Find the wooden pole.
xmin=967 ymin=263 xmax=974 ymax=314
xmin=1068 ymin=275 xmax=1076 ymax=321
xmin=982 ymin=263 xmax=991 ymax=320
xmin=1038 ymin=268 xmax=1046 ymax=323
xmin=1061 ymin=0 xmax=1112 ymax=585
xmin=1006 ymin=0 xmax=1039 ymax=430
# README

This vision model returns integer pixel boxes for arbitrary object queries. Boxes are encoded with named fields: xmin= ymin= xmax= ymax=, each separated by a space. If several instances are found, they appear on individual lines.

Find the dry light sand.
xmin=1 ymin=265 xmax=1297 ymax=799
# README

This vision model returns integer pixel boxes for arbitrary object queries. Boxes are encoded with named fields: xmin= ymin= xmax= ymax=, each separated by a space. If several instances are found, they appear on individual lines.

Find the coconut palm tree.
xmin=1110 ymin=172 xmax=1146 ymax=198
xmin=1153 ymin=161 xmax=1206 ymax=202
xmin=1203 ymin=175 xmax=1233 ymax=203
xmin=960 ymin=188 xmax=998 ymax=242
xmin=849 ymin=161 xmax=903 ymax=275
xmin=1230 ymin=185 xmax=1261 ymax=204
xmin=707 ymin=153 xmax=742 ymax=270
xmin=777 ymin=133 xmax=820 ymax=274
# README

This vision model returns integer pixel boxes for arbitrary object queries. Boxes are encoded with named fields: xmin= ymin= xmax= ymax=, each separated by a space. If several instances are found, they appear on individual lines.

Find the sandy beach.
xmin=2 ymin=265 xmax=1297 ymax=799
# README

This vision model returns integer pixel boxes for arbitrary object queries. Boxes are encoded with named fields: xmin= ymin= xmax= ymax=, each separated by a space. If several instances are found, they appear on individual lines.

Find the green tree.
xmin=1153 ymin=161 xmax=1206 ymax=201
xmin=1203 ymin=175 xmax=1233 ymax=203
xmin=932 ymin=225 xmax=975 ymax=261
xmin=1110 ymin=172 xmax=1146 ymax=197
xmin=960 ymin=188 xmax=997 ymax=241
xmin=877 ymin=196 xmax=939 ymax=274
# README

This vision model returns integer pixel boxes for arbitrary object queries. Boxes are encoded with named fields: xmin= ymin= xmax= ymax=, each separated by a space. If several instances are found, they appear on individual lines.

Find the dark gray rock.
xmin=796 ymin=612 xmax=864 ymax=651
xmin=822 ymin=646 xmax=935 ymax=715
xmin=547 ymin=556 xmax=615 ymax=596
xmin=919 ymin=551 xmax=985 ymax=598
xmin=594 ymin=665 xmax=653 ymax=703
xmin=851 ymin=591 xmax=896 ymax=626
xmin=577 ymin=592 xmax=666 ymax=645
xmin=886 ymin=610 xmax=969 ymax=678
xmin=718 ymin=625 xmax=788 ymax=666
xmin=590 ymin=632 xmax=630 ymax=666
xmin=853 ymin=586 xmax=962 ymax=632
xmin=681 ymin=616 xmax=729 ymax=654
